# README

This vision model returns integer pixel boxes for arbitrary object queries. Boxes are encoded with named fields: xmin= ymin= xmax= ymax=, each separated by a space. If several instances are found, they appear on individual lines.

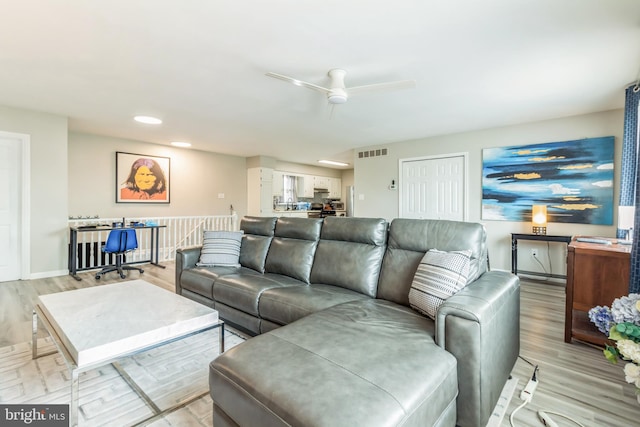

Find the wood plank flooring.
xmin=1 ymin=267 xmax=638 ymax=426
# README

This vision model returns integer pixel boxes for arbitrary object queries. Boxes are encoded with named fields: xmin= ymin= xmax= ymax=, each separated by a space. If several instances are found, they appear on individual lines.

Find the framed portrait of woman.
xmin=116 ymin=151 xmax=170 ymax=203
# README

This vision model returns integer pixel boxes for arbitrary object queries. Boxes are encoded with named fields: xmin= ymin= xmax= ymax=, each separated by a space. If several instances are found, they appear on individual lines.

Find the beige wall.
xmin=0 ymin=105 xmax=68 ymax=277
xmin=352 ymin=109 xmax=624 ymax=274
xmin=69 ymin=133 xmax=248 ymax=218
xmin=0 ymin=101 xmax=624 ymax=278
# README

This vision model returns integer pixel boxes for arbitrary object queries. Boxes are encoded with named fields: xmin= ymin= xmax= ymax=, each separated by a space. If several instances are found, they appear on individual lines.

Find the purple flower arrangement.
xmin=589 ymin=293 xmax=640 ymax=403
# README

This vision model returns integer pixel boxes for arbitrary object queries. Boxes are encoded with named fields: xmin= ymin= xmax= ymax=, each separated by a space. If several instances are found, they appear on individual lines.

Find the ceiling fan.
xmin=265 ymin=69 xmax=416 ymax=105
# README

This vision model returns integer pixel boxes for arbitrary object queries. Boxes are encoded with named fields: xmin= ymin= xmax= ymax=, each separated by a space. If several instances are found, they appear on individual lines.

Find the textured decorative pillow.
xmin=408 ymin=249 xmax=472 ymax=319
xmin=196 ymin=230 xmax=244 ymax=267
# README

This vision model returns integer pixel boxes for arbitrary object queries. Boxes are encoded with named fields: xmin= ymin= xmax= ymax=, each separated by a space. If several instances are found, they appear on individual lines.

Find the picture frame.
xmin=481 ymin=136 xmax=614 ymax=225
xmin=116 ymin=151 xmax=170 ymax=203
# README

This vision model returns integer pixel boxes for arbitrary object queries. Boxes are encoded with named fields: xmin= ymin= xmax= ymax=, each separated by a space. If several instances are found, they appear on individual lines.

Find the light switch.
xmin=218 ymin=193 xmax=225 ymax=199
xmin=358 ymin=194 xmax=365 ymax=200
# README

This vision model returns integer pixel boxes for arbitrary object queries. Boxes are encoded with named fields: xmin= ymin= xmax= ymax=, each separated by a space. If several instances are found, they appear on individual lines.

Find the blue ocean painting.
xmin=482 ymin=136 xmax=614 ymax=225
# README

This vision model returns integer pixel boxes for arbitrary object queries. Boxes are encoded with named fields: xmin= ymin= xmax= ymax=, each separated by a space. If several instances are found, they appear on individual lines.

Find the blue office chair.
xmin=95 ymin=228 xmax=144 ymax=279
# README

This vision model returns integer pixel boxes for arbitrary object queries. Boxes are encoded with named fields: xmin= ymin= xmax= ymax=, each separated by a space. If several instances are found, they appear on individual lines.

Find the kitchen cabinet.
xmin=272 ymin=171 xmax=284 ymax=197
xmin=314 ymin=176 xmax=330 ymax=190
xmin=565 ymin=237 xmax=631 ymax=346
xmin=270 ymin=171 xmax=340 ymax=199
xmin=329 ymin=178 xmax=342 ymax=198
xmin=247 ymin=167 xmax=273 ymax=216
xmin=299 ymin=175 xmax=315 ymax=198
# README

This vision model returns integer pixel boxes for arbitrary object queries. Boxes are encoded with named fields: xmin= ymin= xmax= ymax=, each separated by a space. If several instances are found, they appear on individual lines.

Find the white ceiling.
xmin=1 ymin=0 xmax=639 ymax=168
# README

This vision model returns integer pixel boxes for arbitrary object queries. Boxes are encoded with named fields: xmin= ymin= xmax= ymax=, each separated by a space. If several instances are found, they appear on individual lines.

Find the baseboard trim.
xmin=29 ymin=269 xmax=69 ymax=280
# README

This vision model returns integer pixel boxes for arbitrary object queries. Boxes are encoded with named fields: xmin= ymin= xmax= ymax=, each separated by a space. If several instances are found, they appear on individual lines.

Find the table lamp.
xmin=532 ymin=205 xmax=547 ymax=235
xmin=618 ymin=205 xmax=635 ymax=242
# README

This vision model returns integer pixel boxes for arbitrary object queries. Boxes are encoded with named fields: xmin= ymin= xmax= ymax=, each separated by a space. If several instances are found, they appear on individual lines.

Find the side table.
xmin=511 ymin=233 xmax=572 ymax=279
xmin=565 ymin=237 xmax=631 ymax=345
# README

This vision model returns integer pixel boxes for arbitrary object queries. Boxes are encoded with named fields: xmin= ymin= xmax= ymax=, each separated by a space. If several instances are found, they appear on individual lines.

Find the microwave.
xmin=332 ymin=202 xmax=345 ymax=210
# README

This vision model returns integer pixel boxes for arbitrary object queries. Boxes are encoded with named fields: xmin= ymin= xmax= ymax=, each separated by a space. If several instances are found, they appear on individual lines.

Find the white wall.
xmin=353 ymin=109 xmax=624 ymax=274
xmin=69 ymin=133 xmax=248 ymax=218
xmin=0 ymin=105 xmax=68 ymax=277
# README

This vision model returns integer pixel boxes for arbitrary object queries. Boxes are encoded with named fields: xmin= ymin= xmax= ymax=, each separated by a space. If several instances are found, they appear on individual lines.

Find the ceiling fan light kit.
xmin=266 ymin=68 xmax=415 ymax=105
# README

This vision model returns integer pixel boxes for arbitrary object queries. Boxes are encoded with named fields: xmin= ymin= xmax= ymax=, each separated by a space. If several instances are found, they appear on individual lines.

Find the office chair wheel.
xmin=120 ymin=273 xmax=126 ymax=279
xmin=140 ymin=269 xmax=144 ymax=274
xmin=95 ymin=274 xmax=101 ymax=280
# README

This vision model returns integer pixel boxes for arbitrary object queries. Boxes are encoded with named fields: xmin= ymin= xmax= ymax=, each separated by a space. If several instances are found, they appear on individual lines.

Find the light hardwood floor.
xmin=1 ymin=266 xmax=638 ymax=426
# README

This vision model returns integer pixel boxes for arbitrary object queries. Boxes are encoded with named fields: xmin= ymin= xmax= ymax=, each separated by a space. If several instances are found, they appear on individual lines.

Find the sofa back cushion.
xmin=239 ymin=216 xmax=277 ymax=273
xmin=264 ymin=217 xmax=323 ymax=283
xmin=377 ymin=219 xmax=488 ymax=306
xmin=309 ymin=217 xmax=388 ymax=297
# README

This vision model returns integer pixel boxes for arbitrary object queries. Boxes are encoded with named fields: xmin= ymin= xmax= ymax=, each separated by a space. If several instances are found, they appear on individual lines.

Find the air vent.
xmin=358 ymin=148 xmax=388 ymax=159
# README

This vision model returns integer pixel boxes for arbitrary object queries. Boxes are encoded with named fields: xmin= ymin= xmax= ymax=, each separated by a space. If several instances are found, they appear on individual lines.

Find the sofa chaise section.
xmin=377 ymin=219 xmax=519 ymax=427
xmin=210 ymin=298 xmax=458 ymax=427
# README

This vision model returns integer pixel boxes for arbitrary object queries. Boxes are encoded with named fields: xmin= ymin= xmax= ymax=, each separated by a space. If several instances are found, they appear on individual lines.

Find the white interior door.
xmin=0 ymin=135 xmax=21 ymax=281
xmin=400 ymin=154 xmax=466 ymax=220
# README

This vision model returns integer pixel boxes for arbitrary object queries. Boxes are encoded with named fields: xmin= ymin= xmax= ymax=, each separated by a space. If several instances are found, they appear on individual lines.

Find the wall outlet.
xmin=531 ymin=248 xmax=539 ymax=257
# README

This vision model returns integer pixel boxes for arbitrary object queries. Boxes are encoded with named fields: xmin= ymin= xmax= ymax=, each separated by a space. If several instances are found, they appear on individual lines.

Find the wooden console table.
xmin=564 ymin=237 xmax=631 ymax=345
xmin=511 ymin=233 xmax=572 ymax=279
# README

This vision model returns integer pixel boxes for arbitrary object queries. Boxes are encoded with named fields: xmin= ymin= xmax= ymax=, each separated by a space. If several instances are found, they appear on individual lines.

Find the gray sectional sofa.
xmin=175 ymin=216 xmax=520 ymax=427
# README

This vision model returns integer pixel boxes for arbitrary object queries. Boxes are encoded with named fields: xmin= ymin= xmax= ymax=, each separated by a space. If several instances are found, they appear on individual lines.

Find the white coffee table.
xmin=32 ymin=279 xmax=224 ymax=427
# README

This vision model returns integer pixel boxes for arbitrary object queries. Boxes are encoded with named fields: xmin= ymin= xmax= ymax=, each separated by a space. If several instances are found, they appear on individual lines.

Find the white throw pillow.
xmin=408 ymin=249 xmax=472 ymax=319
xmin=196 ymin=230 xmax=244 ymax=267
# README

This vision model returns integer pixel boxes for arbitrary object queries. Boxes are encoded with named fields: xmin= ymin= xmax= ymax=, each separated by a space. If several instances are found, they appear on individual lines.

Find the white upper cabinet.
xmin=270 ymin=171 xmax=340 ymax=199
xmin=329 ymin=178 xmax=342 ymax=198
xmin=299 ymin=176 xmax=315 ymax=198
xmin=314 ymin=176 xmax=330 ymax=190
xmin=272 ymin=171 xmax=284 ymax=197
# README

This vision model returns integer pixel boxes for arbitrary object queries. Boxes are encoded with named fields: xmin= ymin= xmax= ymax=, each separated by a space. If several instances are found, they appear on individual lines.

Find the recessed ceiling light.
xmin=318 ymin=160 xmax=349 ymax=167
xmin=171 ymin=141 xmax=192 ymax=148
xmin=134 ymin=115 xmax=162 ymax=124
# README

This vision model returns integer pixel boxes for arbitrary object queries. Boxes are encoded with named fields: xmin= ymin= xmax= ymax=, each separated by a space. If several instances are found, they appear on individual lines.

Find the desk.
xmin=511 ymin=233 xmax=572 ymax=279
xmin=68 ymin=225 xmax=166 ymax=281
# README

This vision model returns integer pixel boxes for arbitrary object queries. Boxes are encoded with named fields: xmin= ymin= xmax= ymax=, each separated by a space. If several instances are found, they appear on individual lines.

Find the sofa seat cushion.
xmin=213 ymin=273 xmax=308 ymax=316
xmin=180 ymin=266 xmax=243 ymax=298
xmin=259 ymin=284 xmax=371 ymax=326
xmin=210 ymin=299 xmax=456 ymax=427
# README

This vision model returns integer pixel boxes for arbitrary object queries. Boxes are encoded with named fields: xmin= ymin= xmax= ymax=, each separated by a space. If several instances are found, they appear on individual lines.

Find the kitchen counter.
xmin=273 ymin=210 xmax=347 ymax=218
xmin=273 ymin=211 xmax=309 ymax=218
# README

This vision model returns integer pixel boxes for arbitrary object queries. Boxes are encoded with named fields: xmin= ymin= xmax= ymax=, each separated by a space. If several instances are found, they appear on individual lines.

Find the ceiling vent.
xmin=358 ymin=148 xmax=388 ymax=159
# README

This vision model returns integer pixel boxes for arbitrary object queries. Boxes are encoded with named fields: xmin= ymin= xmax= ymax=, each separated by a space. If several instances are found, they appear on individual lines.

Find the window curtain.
xmin=624 ymin=84 xmax=640 ymax=292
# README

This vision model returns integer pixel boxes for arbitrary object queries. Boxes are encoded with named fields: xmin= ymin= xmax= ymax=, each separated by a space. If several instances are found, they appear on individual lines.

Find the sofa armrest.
xmin=435 ymin=270 xmax=520 ymax=427
xmin=175 ymin=246 xmax=203 ymax=294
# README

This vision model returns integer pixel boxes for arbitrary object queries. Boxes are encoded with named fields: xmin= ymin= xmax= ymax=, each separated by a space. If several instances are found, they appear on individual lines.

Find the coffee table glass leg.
xmin=220 ymin=322 xmax=225 ymax=353
xmin=31 ymin=310 xmax=38 ymax=359
xmin=70 ymin=368 xmax=80 ymax=427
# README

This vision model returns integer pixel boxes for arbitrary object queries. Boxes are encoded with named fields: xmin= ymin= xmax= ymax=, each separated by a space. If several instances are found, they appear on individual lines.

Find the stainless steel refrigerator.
xmin=345 ymin=185 xmax=354 ymax=217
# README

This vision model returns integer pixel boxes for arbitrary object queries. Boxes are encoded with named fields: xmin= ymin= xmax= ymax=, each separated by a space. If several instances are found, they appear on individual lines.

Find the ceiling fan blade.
xmin=265 ymin=72 xmax=330 ymax=94
xmin=347 ymin=79 xmax=416 ymax=96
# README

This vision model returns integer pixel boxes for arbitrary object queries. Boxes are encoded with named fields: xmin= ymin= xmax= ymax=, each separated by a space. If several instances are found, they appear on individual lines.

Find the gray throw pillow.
xmin=197 ymin=230 xmax=244 ymax=267
xmin=408 ymin=249 xmax=472 ymax=319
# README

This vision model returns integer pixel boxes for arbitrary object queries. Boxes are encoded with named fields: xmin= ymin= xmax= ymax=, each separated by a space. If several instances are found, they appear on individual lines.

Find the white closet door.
xmin=400 ymin=154 xmax=466 ymax=221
